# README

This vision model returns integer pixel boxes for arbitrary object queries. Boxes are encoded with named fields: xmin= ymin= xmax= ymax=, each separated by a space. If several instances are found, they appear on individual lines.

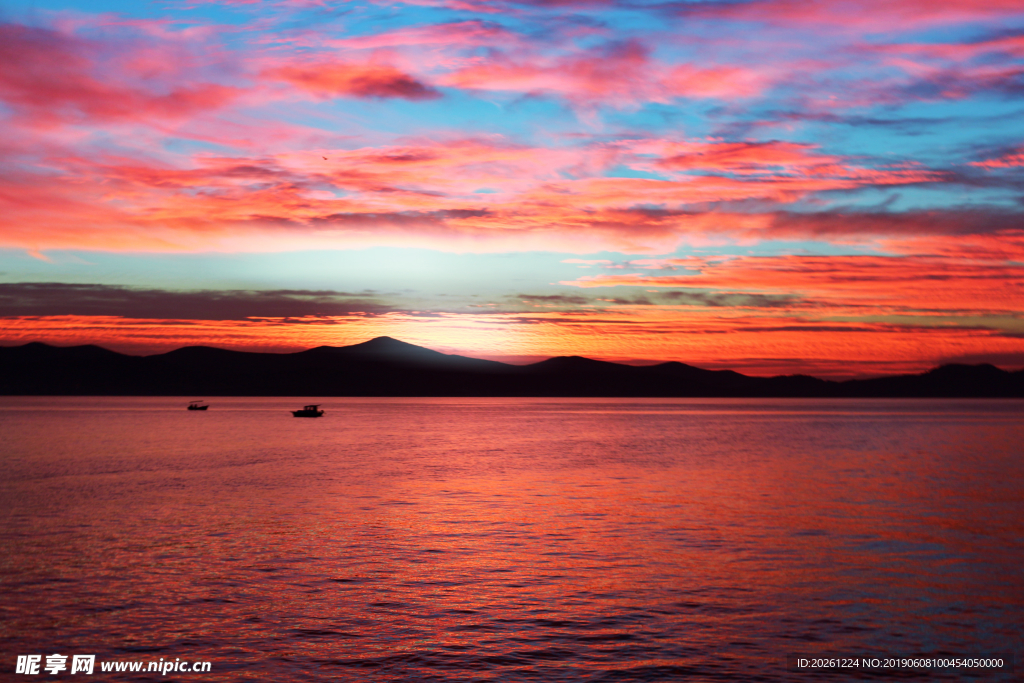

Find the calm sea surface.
xmin=1 ymin=397 xmax=1021 ymax=681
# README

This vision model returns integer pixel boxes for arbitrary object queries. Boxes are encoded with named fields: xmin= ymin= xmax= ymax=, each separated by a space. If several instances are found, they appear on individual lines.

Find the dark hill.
xmin=298 ymin=336 xmax=510 ymax=372
xmin=1 ymin=338 xmax=1021 ymax=397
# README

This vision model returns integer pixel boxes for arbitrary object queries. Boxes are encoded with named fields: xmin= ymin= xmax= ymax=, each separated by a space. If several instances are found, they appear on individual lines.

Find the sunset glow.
xmin=2 ymin=0 xmax=1023 ymax=376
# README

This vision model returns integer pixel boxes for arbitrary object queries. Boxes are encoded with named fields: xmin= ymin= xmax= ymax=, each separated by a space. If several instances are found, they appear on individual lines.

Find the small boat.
xmin=187 ymin=401 xmax=209 ymax=411
xmin=292 ymin=404 xmax=324 ymax=417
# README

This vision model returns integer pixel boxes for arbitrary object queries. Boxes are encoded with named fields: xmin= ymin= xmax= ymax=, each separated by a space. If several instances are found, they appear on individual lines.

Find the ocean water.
xmin=0 ymin=397 xmax=1021 ymax=681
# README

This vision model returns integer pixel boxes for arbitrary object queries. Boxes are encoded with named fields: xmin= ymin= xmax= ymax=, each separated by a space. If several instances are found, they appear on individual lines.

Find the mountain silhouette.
xmin=1 ymin=337 xmax=1022 ymax=397
xmin=298 ymin=336 xmax=509 ymax=371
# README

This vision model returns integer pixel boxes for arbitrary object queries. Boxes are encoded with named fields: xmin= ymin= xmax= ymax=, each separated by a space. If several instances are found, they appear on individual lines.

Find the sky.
xmin=1 ymin=0 xmax=1023 ymax=378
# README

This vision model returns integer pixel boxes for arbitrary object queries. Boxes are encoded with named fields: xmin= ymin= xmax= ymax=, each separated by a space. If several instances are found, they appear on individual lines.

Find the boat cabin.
xmin=292 ymin=404 xmax=324 ymax=417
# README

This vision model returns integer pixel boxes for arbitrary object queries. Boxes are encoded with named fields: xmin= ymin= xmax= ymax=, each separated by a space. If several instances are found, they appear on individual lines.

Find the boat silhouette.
xmin=292 ymin=404 xmax=324 ymax=417
xmin=187 ymin=400 xmax=209 ymax=411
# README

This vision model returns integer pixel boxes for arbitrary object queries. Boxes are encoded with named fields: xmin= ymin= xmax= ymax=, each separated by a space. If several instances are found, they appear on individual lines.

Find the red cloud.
xmin=267 ymin=62 xmax=440 ymax=100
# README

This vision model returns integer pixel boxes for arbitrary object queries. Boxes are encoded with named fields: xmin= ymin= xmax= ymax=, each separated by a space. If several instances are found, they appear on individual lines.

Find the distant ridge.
xmin=1 ymin=338 xmax=1022 ymax=397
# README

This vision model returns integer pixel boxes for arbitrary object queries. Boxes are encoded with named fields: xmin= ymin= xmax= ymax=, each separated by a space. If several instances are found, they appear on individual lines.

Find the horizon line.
xmin=5 ymin=337 xmax=1022 ymax=383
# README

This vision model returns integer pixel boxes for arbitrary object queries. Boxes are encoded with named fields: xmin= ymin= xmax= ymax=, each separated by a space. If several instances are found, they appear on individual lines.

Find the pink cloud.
xmin=438 ymin=40 xmax=768 ymax=107
xmin=662 ymin=64 xmax=766 ymax=100
xmin=0 ymin=22 xmax=240 ymax=127
xmin=874 ymin=34 xmax=1024 ymax=63
xmin=696 ymin=0 xmax=1024 ymax=31
xmin=326 ymin=20 xmax=514 ymax=51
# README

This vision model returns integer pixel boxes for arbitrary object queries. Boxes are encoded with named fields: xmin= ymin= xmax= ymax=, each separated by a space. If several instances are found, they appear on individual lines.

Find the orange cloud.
xmin=645 ymin=140 xmax=842 ymax=175
xmin=267 ymin=61 xmax=440 ymax=100
xmin=881 ymin=231 xmax=1024 ymax=261
xmin=4 ymin=308 xmax=1022 ymax=379
xmin=562 ymin=253 xmax=1024 ymax=315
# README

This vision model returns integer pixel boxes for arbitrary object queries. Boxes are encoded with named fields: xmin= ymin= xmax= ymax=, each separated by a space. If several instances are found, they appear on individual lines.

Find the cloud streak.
xmin=0 ymin=22 xmax=240 ymax=127
xmin=267 ymin=62 xmax=441 ymax=100
xmin=0 ymin=283 xmax=393 ymax=320
xmin=562 ymin=253 xmax=1024 ymax=315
